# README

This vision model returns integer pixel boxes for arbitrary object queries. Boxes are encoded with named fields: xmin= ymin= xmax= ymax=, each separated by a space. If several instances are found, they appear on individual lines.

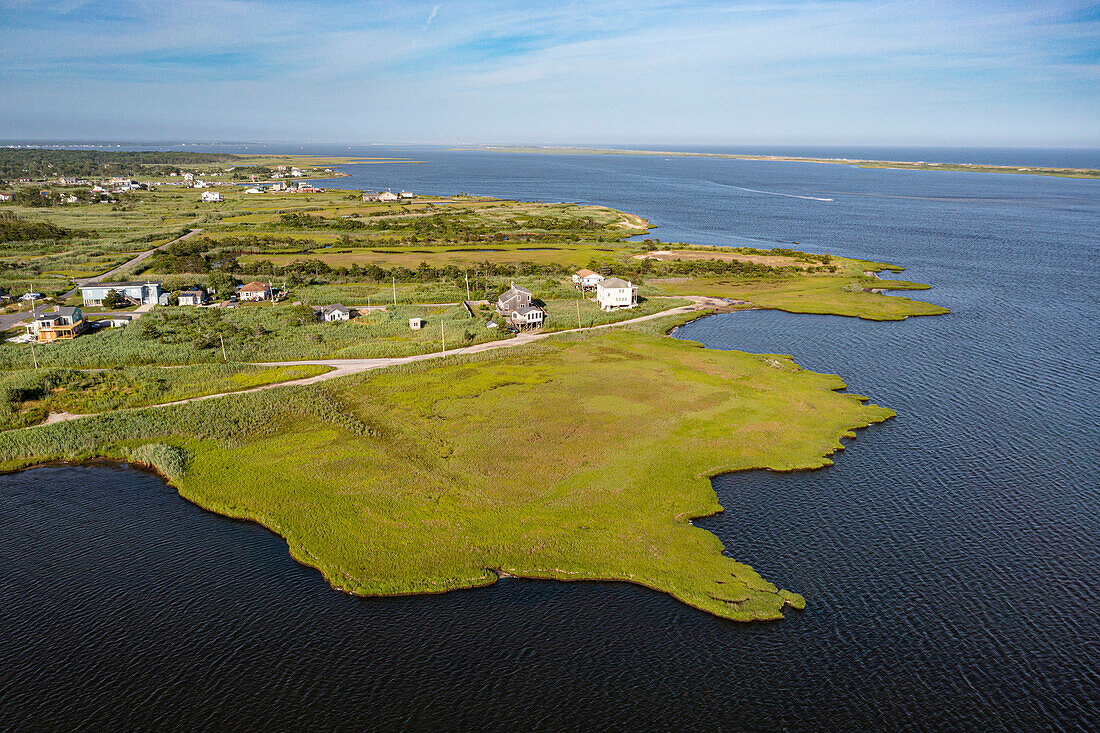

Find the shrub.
xmin=126 ymin=443 xmax=189 ymax=478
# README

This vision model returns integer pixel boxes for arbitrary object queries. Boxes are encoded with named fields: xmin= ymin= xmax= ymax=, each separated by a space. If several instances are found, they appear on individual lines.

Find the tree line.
xmin=0 ymin=149 xmax=237 ymax=183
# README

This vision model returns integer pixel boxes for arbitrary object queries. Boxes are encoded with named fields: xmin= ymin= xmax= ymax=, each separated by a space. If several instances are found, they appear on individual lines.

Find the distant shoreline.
xmin=456 ymin=146 xmax=1100 ymax=179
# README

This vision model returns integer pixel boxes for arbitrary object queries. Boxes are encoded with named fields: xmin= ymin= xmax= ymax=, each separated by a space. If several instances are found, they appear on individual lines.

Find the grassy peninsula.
xmin=0 ymin=319 xmax=897 ymax=621
xmin=0 ymin=149 xmax=950 ymax=622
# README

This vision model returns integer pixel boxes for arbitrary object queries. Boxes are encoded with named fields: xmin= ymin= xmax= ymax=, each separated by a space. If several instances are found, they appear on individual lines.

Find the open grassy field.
xmin=0 ymin=295 xmax=690 ymax=369
xmin=0 ymin=362 xmax=330 ymax=431
xmin=239 ymin=243 xmax=621 ymax=270
xmin=0 ymin=303 xmax=513 ymax=369
xmin=652 ymin=274 xmax=948 ymax=320
xmin=0 ymin=317 xmax=895 ymax=622
xmin=641 ymin=246 xmax=948 ymax=320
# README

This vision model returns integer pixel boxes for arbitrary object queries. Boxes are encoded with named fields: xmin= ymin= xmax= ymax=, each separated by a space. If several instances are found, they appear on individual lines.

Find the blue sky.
xmin=2 ymin=0 xmax=1098 ymax=146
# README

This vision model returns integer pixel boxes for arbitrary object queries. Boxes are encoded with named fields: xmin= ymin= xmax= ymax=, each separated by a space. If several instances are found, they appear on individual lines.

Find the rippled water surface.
xmin=2 ymin=148 xmax=1098 ymax=730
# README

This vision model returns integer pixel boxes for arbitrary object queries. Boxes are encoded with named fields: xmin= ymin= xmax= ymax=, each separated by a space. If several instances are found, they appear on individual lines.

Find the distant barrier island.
xmin=460 ymin=146 xmax=1100 ymax=179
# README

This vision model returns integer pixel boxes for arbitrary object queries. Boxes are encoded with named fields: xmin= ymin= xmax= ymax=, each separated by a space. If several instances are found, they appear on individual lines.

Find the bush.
xmin=126 ymin=443 xmax=189 ymax=478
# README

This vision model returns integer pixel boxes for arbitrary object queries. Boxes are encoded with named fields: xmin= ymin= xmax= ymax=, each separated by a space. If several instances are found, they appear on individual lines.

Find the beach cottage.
xmin=81 ymin=281 xmax=162 ymax=307
xmin=496 ymin=283 xmax=545 ymax=330
xmin=27 ymin=306 xmax=86 ymax=343
xmin=572 ymin=269 xmax=604 ymax=290
xmin=237 ymin=282 xmax=272 ymax=302
xmin=596 ymin=278 xmax=638 ymax=311
xmin=178 ymin=288 xmax=207 ymax=306
xmin=316 ymin=304 xmax=351 ymax=322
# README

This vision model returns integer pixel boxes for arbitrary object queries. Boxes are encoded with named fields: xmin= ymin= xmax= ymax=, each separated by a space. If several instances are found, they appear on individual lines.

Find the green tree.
xmin=208 ymin=271 xmax=235 ymax=299
xmin=102 ymin=289 xmax=123 ymax=309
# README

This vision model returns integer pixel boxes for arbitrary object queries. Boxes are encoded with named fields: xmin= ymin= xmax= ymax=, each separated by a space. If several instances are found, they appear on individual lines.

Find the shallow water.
xmin=2 ymin=148 xmax=1098 ymax=730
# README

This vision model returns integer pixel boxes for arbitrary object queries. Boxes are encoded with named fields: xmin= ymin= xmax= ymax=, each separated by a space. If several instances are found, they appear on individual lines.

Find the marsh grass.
xmin=0 ymin=319 xmax=895 ymax=622
xmin=0 ymin=362 xmax=330 ymax=429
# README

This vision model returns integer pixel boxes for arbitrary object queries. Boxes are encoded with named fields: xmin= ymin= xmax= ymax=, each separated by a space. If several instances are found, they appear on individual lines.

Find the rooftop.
xmin=82 ymin=281 xmax=159 ymax=290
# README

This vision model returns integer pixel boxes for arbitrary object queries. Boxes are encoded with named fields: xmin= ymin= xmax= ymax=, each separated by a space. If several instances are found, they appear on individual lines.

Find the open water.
xmin=1 ymin=147 xmax=1098 ymax=731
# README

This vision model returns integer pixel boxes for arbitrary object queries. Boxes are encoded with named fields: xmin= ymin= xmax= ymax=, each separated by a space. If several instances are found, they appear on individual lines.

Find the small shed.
xmin=409 ymin=317 xmax=426 ymax=330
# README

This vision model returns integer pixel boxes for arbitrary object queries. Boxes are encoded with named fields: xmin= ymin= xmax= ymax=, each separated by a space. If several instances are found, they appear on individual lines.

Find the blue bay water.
xmin=1 ymin=147 xmax=1098 ymax=731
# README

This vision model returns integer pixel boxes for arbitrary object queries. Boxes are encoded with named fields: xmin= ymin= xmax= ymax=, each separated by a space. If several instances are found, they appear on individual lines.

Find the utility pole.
xmin=220 ymin=334 xmax=227 ymax=363
xmin=29 ymin=296 xmax=38 ymax=370
xmin=577 ymin=299 xmax=581 ymax=329
xmin=441 ymin=320 xmax=446 ymax=355
xmin=465 ymin=271 xmax=471 ymax=302
xmin=392 ymin=276 xmax=397 ymax=306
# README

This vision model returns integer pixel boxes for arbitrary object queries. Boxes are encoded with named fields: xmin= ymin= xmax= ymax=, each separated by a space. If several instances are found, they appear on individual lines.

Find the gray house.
xmin=81 ymin=281 xmax=162 ymax=307
xmin=178 ymin=288 xmax=207 ymax=306
xmin=496 ymin=283 xmax=532 ymax=314
xmin=496 ymin=283 xmax=545 ymax=330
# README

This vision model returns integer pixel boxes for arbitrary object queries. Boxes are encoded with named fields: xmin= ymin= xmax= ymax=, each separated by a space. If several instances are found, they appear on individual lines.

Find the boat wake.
xmin=710 ymin=181 xmax=833 ymax=201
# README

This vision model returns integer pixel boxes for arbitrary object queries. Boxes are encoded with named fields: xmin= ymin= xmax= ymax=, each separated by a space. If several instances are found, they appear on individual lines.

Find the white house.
xmin=398 ymin=190 xmax=415 ymax=199
xmin=378 ymin=191 xmax=399 ymax=202
xmin=237 ymin=282 xmax=271 ymax=301
xmin=316 ymin=303 xmax=351 ymax=322
xmin=572 ymin=269 xmax=604 ymax=290
xmin=290 ymin=167 xmax=303 ymax=177
xmin=409 ymin=317 xmax=426 ymax=330
xmin=201 ymin=191 xmax=222 ymax=202
xmin=244 ymin=187 xmax=263 ymax=194
xmin=510 ymin=305 xmax=545 ymax=329
xmin=595 ymin=277 xmax=638 ymax=311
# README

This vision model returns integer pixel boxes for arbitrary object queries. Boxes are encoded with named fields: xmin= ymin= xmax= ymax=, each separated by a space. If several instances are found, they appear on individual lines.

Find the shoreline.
xmin=0 ymin=306 xmax=897 ymax=622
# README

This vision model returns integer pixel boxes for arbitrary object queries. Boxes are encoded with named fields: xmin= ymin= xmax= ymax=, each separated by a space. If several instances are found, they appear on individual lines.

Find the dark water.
xmin=2 ymin=148 xmax=1099 ymax=730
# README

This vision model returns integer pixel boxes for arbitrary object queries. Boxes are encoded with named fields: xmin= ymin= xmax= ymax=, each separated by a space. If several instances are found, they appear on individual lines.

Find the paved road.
xmin=0 ymin=306 xmax=48 ymax=334
xmin=34 ymin=297 xmax=724 ymax=426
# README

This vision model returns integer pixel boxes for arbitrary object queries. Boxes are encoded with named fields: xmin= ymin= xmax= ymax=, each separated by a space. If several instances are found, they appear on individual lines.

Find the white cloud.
xmin=1 ymin=0 xmax=1096 ymax=145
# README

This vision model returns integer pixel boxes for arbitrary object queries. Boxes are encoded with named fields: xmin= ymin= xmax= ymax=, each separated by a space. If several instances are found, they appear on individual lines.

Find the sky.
xmin=1 ymin=0 xmax=1098 ymax=147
